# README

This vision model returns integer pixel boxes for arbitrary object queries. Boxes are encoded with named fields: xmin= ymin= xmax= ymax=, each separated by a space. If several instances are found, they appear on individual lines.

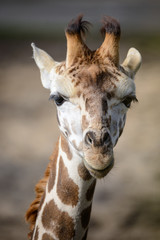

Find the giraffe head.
xmin=32 ymin=15 xmax=141 ymax=179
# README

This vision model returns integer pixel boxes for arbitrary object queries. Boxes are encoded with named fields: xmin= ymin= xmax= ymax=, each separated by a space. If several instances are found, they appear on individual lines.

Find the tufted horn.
xmin=65 ymin=15 xmax=91 ymax=68
xmin=96 ymin=16 xmax=121 ymax=66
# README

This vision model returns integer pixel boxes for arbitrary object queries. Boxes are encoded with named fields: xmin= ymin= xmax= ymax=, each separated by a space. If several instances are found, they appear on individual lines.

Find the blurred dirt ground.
xmin=0 ymin=40 xmax=160 ymax=240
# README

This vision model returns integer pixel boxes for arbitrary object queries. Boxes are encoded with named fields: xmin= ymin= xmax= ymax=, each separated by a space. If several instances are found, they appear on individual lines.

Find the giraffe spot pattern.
xmin=57 ymin=156 xmax=79 ymax=207
xmin=42 ymin=200 xmax=75 ymax=240
xmin=61 ymin=134 xmax=72 ymax=160
xmin=78 ymin=163 xmax=92 ymax=181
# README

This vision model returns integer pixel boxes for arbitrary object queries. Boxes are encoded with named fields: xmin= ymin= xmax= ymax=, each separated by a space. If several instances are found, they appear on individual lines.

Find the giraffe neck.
xmin=32 ymin=135 xmax=96 ymax=240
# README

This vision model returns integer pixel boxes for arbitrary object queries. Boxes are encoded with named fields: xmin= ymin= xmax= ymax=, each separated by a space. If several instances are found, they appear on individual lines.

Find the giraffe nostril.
xmin=102 ymin=131 xmax=111 ymax=145
xmin=85 ymin=131 xmax=94 ymax=146
xmin=85 ymin=131 xmax=111 ymax=147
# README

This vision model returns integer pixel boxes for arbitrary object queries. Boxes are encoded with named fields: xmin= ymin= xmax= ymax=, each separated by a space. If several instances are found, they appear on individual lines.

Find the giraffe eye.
xmin=49 ymin=93 xmax=66 ymax=106
xmin=122 ymin=97 xmax=132 ymax=108
xmin=122 ymin=96 xmax=138 ymax=108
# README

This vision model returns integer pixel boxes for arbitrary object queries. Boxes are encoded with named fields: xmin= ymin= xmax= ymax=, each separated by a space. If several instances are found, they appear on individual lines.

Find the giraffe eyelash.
xmin=122 ymin=95 xmax=138 ymax=108
xmin=49 ymin=93 xmax=69 ymax=106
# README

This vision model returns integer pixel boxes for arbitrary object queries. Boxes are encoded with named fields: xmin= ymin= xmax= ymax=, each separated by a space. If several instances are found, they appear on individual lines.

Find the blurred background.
xmin=0 ymin=0 xmax=160 ymax=239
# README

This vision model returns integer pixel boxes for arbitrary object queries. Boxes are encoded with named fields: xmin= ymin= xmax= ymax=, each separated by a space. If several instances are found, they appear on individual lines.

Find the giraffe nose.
xmin=85 ymin=130 xmax=111 ymax=147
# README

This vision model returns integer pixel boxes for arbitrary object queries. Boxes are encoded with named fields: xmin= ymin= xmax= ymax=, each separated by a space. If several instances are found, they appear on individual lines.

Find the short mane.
xmin=25 ymin=141 xmax=59 ymax=239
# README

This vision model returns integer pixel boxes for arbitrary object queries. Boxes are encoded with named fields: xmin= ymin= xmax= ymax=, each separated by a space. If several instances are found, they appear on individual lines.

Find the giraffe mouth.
xmin=83 ymin=156 xmax=114 ymax=179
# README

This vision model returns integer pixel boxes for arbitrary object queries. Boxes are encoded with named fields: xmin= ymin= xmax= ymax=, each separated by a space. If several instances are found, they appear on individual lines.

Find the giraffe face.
xmin=31 ymin=16 xmax=141 ymax=178
xmin=48 ymin=63 xmax=137 ymax=178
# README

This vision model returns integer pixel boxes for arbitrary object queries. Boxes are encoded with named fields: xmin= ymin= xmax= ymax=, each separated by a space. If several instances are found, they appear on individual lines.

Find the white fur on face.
xmin=57 ymin=101 xmax=83 ymax=156
xmin=50 ymin=71 xmax=136 ymax=158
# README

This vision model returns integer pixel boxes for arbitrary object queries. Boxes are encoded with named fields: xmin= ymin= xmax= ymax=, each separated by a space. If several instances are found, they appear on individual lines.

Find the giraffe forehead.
xmin=73 ymin=68 xmax=135 ymax=103
xmin=51 ymin=61 xmax=134 ymax=101
xmin=70 ymin=63 xmax=119 ymax=89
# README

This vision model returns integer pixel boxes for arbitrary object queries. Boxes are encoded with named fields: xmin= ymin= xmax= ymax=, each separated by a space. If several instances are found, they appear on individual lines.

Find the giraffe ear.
xmin=122 ymin=48 xmax=142 ymax=78
xmin=31 ymin=43 xmax=57 ymax=89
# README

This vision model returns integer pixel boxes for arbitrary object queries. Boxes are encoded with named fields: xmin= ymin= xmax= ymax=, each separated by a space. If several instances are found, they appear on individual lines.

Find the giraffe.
xmin=25 ymin=15 xmax=141 ymax=240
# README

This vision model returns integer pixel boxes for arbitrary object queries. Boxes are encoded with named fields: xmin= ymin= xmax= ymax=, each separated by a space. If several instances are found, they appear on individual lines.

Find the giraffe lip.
xmin=83 ymin=157 xmax=114 ymax=179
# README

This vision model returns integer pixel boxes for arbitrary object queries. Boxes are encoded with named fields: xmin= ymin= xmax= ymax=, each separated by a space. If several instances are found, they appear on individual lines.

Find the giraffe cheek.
xmin=112 ymin=116 xmax=126 ymax=147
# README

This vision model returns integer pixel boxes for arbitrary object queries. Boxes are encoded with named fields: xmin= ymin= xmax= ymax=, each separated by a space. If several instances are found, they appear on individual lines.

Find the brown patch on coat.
xmin=81 ymin=205 xmax=92 ymax=229
xmin=86 ymin=180 xmax=96 ymax=201
xmin=42 ymin=233 xmax=55 ymax=240
xmin=78 ymin=163 xmax=92 ymax=181
xmin=42 ymin=200 xmax=75 ymax=240
xmin=25 ymin=140 xmax=59 ymax=239
xmin=57 ymin=156 xmax=79 ymax=207
xmin=61 ymin=134 xmax=72 ymax=160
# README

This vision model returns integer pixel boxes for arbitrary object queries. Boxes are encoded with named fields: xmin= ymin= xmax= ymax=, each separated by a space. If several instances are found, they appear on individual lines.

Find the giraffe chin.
xmin=83 ymin=157 xmax=114 ymax=179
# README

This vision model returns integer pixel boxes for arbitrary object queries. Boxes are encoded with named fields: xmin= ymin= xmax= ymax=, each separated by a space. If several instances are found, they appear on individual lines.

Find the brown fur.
xmin=25 ymin=140 xmax=59 ymax=239
xmin=42 ymin=199 xmax=75 ymax=240
xmin=61 ymin=134 xmax=73 ymax=160
xmin=57 ymin=156 xmax=79 ymax=206
xmin=78 ymin=163 xmax=92 ymax=181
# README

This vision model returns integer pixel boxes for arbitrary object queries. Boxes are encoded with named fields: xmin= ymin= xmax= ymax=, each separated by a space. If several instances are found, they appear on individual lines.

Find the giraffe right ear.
xmin=122 ymin=48 xmax=142 ymax=78
xmin=31 ymin=43 xmax=57 ymax=89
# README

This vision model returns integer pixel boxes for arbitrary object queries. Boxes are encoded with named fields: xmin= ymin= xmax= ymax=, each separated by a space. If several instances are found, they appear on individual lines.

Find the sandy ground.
xmin=0 ymin=40 xmax=160 ymax=240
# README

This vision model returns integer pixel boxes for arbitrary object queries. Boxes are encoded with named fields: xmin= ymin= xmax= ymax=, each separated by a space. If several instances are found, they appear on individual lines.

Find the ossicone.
xmin=101 ymin=16 xmax=121 ymax=38
xmin=66 ymin=14 xmax=91 ymax=36
xmin=96 ymin=16 xmax=121 ymax=66
xmin=65 ymin=15 xmax=92 ymax=68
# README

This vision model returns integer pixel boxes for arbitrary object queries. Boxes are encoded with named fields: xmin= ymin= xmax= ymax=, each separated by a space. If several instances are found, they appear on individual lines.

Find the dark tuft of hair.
xmin=101 ymin=16 xmax=121 ymax=37
xmin=66 ymin=14 xmax=91 ymax=36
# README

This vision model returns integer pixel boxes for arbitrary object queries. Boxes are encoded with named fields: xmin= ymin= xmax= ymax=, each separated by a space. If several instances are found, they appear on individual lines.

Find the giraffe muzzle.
xmin=83 ymin=154 xmax=114 ymax=179
xmin=83 ymin=129 xmax=114 ymax=178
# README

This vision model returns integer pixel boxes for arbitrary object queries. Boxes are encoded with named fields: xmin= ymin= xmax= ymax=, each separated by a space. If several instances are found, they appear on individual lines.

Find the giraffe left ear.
xmin=122 ymin=48 xmax=142 ymax=78
xmin=31 ymin=43 xmax=58 ymax=89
